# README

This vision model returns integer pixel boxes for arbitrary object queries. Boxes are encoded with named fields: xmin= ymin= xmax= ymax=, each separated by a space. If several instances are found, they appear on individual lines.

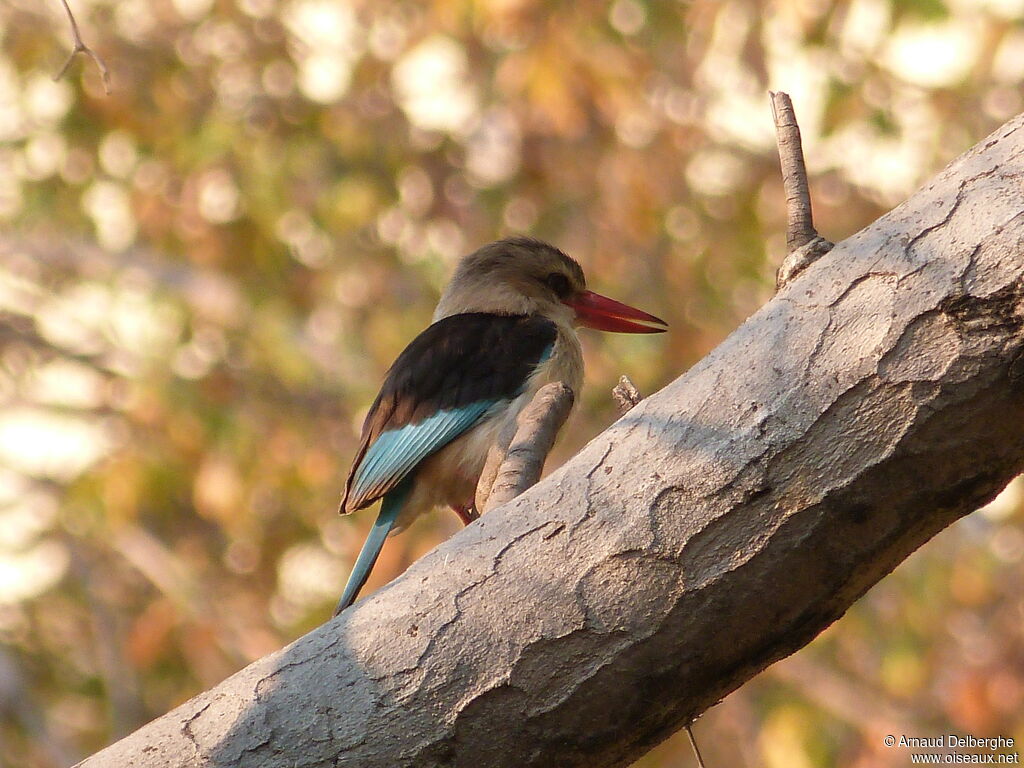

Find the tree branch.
xmin=476 ymin=376 xmax=634 ymax=514
xmin=770 ymin=91 xmax=832 ymax=287
xmin=54 ymin=0 xmax=111 ymax=94
xmin=473 ymin=414 xmax=519 ymax=516
xmin=76 ymin=113 xmax=1024 ymax=768
xmin=481 ymin=382 xmax=574 ymax=513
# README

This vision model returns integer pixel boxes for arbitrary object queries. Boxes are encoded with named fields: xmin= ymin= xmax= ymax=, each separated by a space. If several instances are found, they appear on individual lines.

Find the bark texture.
xmin=79 ymin=114 xmax=1024 ymax=768
xmin=482 ymin=382 xmax=575 ymax=512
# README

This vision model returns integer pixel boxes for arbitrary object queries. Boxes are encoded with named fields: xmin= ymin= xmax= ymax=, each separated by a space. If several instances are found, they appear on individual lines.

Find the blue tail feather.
xmin=334 ymin=479 xmax=412 ymax=616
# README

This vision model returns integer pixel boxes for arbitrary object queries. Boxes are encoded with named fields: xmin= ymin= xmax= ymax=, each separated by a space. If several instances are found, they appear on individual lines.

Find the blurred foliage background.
xmin=0 ymin=0 xmax=1022 ymax=765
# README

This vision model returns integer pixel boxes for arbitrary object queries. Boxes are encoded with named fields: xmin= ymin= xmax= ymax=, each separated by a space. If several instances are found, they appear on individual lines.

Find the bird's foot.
xmin=452 ymin=502 xmax=480 ymax=526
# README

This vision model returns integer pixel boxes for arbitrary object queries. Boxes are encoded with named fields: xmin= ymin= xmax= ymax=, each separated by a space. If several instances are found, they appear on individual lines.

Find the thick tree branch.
xmin=77 ymin=113 xmax=1024 ymax=768
xmin=770 ymin=91 xmax=833 ymax=287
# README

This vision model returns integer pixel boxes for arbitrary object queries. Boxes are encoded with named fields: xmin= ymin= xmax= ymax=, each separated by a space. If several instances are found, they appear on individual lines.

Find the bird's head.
xmin=434 ymin=237 xmax=667 ymax=333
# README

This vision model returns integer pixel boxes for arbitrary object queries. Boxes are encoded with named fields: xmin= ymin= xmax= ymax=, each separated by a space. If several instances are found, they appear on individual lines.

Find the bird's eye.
xmin=544 ymin=272 xmax=572 ymax=298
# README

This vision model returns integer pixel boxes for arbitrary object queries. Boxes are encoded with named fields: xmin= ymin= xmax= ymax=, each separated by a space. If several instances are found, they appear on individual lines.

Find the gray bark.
xmin=78 ymin=113 xmax=1024 ymax=768
xmin=770 ymin=91 xmax=834 ymax=287
xmin=770 ymin=91 xmax=830 ymax=257
xmin=482 ymin=382 xmax=575 ymax=512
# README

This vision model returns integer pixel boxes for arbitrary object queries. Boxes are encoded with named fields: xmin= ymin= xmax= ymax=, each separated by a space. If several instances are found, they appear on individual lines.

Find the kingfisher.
xmin=334 ymin=237 xmax=666 ymax=614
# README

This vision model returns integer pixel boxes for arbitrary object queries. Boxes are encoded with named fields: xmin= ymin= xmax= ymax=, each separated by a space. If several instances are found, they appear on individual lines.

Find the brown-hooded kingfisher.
xmin=334 ymin=237 xmax=666 ymax=614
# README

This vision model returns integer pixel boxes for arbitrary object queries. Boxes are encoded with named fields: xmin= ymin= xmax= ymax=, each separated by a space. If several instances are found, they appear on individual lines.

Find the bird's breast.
xmin=545 ymin=326 xmax=584 ymax=396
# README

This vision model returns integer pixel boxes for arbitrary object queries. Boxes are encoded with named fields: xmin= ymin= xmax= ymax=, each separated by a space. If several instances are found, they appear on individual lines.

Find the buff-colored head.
xmin=433 ymin=237 xmax=585 ymax=324
xmin=434 ymin=236 xmax=667 ymax=333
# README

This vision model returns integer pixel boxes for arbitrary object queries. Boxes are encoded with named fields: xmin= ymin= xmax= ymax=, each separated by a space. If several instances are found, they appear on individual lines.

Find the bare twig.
xmin=770 ymin=91 xmax=817 ymax=253
xmin=482 ymin=382 xmax=574 ymax=512
xmin=685 ymin=723 xmax=707 ymax=768
xmin=769 ymin=91 xmax=832 ymax=287
xmin=54 ymin=0 xmax=111 ymax=94
xmin=612 ymin=375 xmax=642 ymax=416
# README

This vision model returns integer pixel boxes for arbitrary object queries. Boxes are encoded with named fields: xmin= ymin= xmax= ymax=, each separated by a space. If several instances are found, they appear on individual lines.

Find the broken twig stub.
xmin=612 ymin=375 xmax=643 ymax=416
xmin=770 ymin=90 xmax=832 ymax=287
